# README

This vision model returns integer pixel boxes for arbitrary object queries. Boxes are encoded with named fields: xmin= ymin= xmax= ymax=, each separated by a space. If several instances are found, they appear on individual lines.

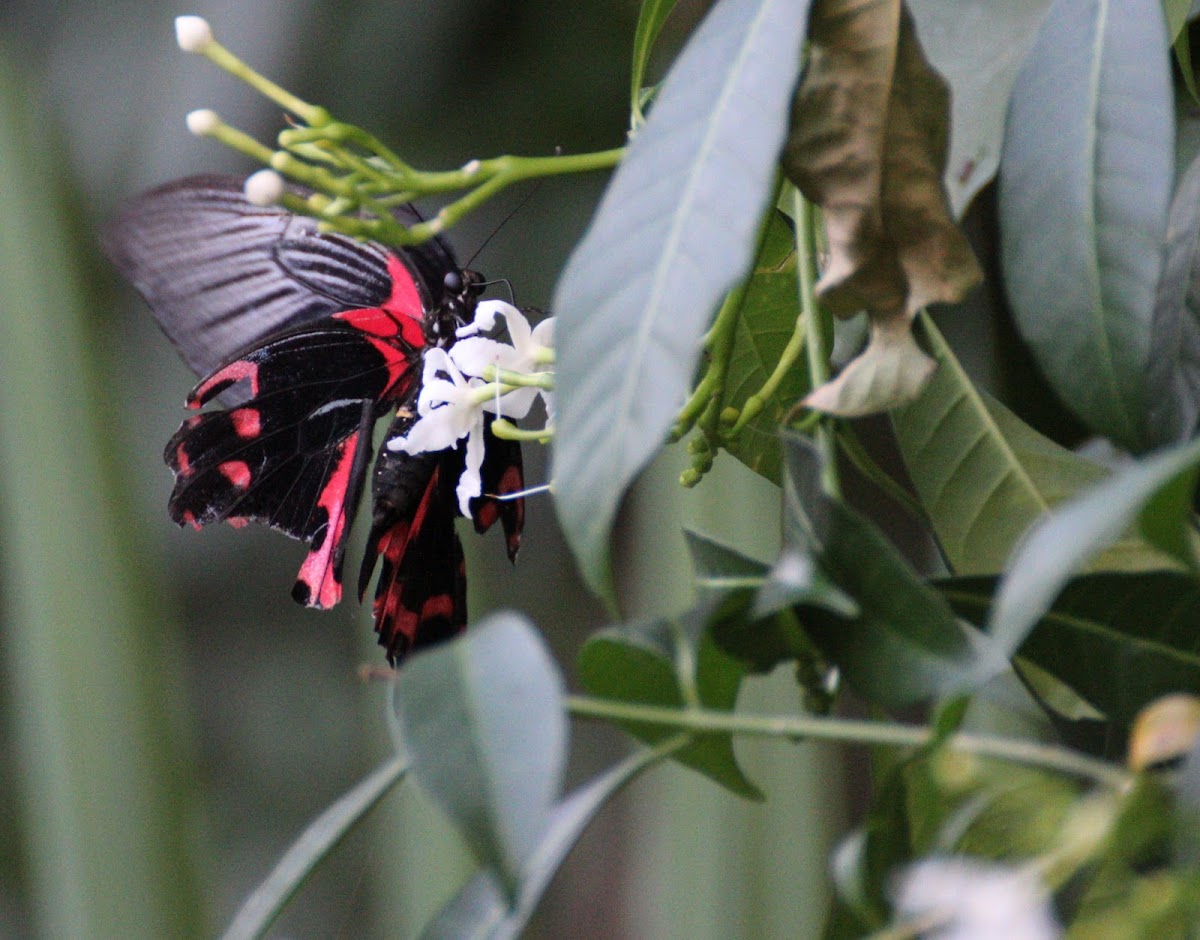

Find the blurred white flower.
xmin=893 ymin=858 xmax=1061 ymax=940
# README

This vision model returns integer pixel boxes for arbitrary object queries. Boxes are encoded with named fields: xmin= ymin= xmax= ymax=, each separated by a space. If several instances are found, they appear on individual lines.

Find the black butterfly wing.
xmin=167 ymin=308 xmax=427 ymax=608
xmin=358 ymin=435 xmax=465 ymax=663
xmin=104 ymin=174 xmax=458 ymax=376
xmin=358 ymin=413 xmax=524 ymax=664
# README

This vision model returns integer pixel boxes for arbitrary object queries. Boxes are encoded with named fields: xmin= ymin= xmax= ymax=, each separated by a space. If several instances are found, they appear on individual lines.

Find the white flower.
xmin=452 ymin=300 xmax=555 ymax=420
xmin=893 ymin=858 xmax=1061 ymax=940
xmin=387 ymin=348 xmax=486 ymax=516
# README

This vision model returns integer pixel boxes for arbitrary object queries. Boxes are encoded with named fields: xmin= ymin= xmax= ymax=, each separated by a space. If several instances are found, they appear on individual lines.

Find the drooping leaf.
xmin=629 ymin=0 xmax=681 ymax=121
xmin=577 ymin=613 xmax=763 ymax=800
xmin=892 ymin=315 xmax=1164 ymax=575
xmin=780 ymin=432 xmax=996 ymax=706
xmin=421 ymin=744 xmax=673 ymax=940
xmin=721 ymin=211 xmax=812 ymax=483
xmin=943 ymin=572 xmax=1200 ymax=727
xmin=803 ymin=312 xmax=936 ymax=416
xmin=1148 ymin=151 xmax=1200 ymax=445
xmin=905 ymin=0 xmax=1056 ymax=214
xmin=223 ymin=758 xmax=408 ymax=940
xmin=783 ymin=0 xmax=981 ymax=317
xmin=999 ymin=0 xmax=1173 ymax=450
xmin=395 ymin=613 xmax=567 ymax=895
xmin=553 ymin=0 xmax=812 ymax=598
xmin=986 ymin=438 xmax=1200 ymax=662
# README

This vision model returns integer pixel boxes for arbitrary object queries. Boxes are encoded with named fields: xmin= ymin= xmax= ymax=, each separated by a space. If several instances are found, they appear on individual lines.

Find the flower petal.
xmin=456 ymin=416 xmax=486 ymax=515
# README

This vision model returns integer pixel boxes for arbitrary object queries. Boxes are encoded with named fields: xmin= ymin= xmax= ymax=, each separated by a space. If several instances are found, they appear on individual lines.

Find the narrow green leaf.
xmin=892 ymin=315 xmax=1160 ymax=574
xmin=1148 ymin=151 xmax=1200 ymax=445
xmin=944 ymin=572 xmax=1200 ymax=726
xmin=987 ymin=438 xmax=1200 ymax=658
xmin=781 ymin=432 xmax=995 ymax=707
xmin=577 ymin=615 xmax=763 ymax=799
xmin=421 ymin=742 xmax=678 ymax=939
xmin=999 ymin=0 xmax=1173 ymax=449
xmin=222 ymin=758 xmax=408 ymax=940
xmin=553 ymin=0 xmax=812 ymax=597
xmin=0 ymin=53 xmax=203 ymax=939
xmin=396 ymin=614 xmax=567 ymax=895
xmin=629 ymin=0 xmax=680 ymax=119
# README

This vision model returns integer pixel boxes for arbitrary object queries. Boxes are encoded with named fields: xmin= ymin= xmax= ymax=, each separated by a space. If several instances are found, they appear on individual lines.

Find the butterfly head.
xmin=426 ymin=268 xmax=485 ymax=348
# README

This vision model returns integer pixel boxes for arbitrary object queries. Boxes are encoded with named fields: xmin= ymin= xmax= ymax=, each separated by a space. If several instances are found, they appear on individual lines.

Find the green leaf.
xmin=986 ymin=438 xmax=1200 ymax=660
xmin=1148 ymin=151 xmax=1200 ymax=445
xmin=682 ymin=528 xmax=857 ymax=619
xmin=1165 ymin=0 xmax=1193 ymax=39
xmin=892 ymin=315 xmax=1160 ymax=575
xmin=223 ymin=758 xmax=408 ymax=940
xmin=999 ymin=0 xmax=1173 ymax=449
xmin=553 ymin=0 xmax=812 ymax=598
xmin=629 ymin=0 xmax=680 ymax=120
xmin=395 ymin=613 xmax=567 ymax=895
xmin=944 ymin=572 xmax=1200 ymax=727
xmin=577 ymin=615 xmax=763 ymax=800
xmin=906 ymin=0 xmax=1056 ymax=214
xmin=0 ymin=51 xmax=203 ymax=938
xmin=721 ymin=211 xmax=811 ymax=484
xmin=421 ymin=744 xmax=673 ymax=940
xmin=780 ymin=432 xmax=996 ymax=706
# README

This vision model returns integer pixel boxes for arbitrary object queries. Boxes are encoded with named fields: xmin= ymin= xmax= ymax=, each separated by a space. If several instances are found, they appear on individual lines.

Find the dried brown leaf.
xmin=783 ymin=0 xmax=981 ymax=317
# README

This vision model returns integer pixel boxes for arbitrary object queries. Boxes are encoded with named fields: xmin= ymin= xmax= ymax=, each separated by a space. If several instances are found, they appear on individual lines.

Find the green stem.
xmin=726 ymin=309 xmax=807 ymax=437
xmin=201 ymin=40 xmax=329 ymax=126
xmin=565 ymin=696 xmax=1131 ymax=790
xmin=794 ymin=188 xmax=839 ymax=496
xmin=490 ymin=419 xmax=553 ymax=442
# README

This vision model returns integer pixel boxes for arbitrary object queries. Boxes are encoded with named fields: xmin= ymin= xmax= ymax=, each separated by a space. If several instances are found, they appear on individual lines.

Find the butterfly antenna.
xmin=464 ymin=176 xmax=547 ymax=270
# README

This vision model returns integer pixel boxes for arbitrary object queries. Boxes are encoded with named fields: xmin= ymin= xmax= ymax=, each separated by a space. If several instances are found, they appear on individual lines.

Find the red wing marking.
xmin=419 ymin=594 xmax=455 ymax=622
xmin=175 ymin=444 xmax=191 ymax=475
xmin=230 ymin=408 xmax=261 ymax=438
xmin=292 ymin=430 xmax=361 ymax=609
xmin=384 ymin=254 xmax=425 ymax=321
xmin=227 ymin=516 xmax=249 ymax=529
xmin=218 ymin=460 xmax=252 ymax=489
xmin=190 ymin=359 xmax=260 ymax=405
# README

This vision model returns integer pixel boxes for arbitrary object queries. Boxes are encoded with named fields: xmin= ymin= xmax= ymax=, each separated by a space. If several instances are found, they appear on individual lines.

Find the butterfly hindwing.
xmin=166 ymin=304 xmax=425 ymax=608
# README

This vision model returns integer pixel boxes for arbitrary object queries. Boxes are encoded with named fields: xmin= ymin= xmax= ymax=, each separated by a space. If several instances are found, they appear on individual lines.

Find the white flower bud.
xmin=175 ymin=16 xmax=213 ymax=53
xmin=244 ymin=170 xmax=286 ymax=207
xmin=185 ymin=109 xmax=220 ymax=137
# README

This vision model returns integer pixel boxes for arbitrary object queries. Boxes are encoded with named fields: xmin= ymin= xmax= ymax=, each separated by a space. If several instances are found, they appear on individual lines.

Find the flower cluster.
xmin=387 ymin=300 xmax=555 ymax=515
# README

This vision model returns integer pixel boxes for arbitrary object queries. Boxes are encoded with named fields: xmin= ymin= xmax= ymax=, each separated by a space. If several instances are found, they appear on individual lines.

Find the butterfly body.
xmin=107 ymin=175 xmax=524 ymax=663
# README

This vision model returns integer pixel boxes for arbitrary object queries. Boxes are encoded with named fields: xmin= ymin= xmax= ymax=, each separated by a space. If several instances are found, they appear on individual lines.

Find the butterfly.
xmin=105 ymin=175 xmax=525 ymax=664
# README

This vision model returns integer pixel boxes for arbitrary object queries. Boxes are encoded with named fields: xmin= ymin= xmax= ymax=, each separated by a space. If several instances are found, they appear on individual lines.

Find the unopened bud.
xmin=175 ymin=15 xmax=213 ymax=53
xmin=244 ymin=169 xmax=285 ymax=207
xmin=185 ymin=109 xmax=220 ymax=137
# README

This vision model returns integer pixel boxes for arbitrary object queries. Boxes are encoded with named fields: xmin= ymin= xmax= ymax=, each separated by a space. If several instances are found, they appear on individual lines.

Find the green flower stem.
xmin=490 ymin=419 xmax=553 ymax=442
xmin=564 ymin=696 xmax=1132 ymax=790
xmin=725 ymin=307 xmax=807 ymax=437
xmin=483 ymin=367 xmax=554 ymax=390
xmin=672 ymin=283 xmax=746 ymax=439
xmin=794 ymin=188 xmax=839 ymax=496
xmin=197 ymin=115 xmax=277 ymax=165
xmin=199 ymin=39 xmax=329 ymax=126
xmin=278 ymin=124 xmax=412 ymax=175
xmin=834 ymin=423 xmax=926 ymax=520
